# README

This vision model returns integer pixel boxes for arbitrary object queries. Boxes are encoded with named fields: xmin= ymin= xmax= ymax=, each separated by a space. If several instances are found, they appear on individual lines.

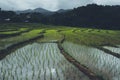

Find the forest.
xmin=0 ymin=4 xmax=120 ymax=29
xmin=0 ymin=3 xmax=120 ymax=80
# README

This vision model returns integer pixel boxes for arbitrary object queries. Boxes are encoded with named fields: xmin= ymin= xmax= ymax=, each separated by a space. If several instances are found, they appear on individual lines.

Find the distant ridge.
xmin=16 ymin=8 xmax=54 ymax=15
xmin=56 ymin=9 xmax=71 ymax=13
xmin=16 ymin=8 xmax=70 ymax=15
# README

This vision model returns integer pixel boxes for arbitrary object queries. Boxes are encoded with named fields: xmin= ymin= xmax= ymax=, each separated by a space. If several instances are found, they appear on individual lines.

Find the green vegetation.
xmin=0 ymin=29 xmax=43 ymax=49
xmin=60 ymin=28 xmax=120 ymax=46
xmin=0 ymin=23 xmax=120 ymax=49
xmin=0 ymin=28 xmax=28 ymax=34
xmin=0 ymin=24 xmax=120 ymax=80
xmin=62 ymin=42 xmax=120 ymax=80
xmin=38 ymin=30 xmax=62 ymax=42
xmin=0 ymin=43 xmax=90 ymax=80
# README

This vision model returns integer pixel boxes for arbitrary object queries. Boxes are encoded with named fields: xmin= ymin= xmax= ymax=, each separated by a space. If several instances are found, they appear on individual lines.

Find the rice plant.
xmin=103 ymin=46 xmax=120 ymax=54
xmin=38 ymin=30 xmax=62 ymax=43
xmin=0 ymin=43 xmax=90 ymax=80
xmin=0 ymin=29 xmax=42 ymax=50
xmin=62 ymin=42 xmax=120 ymax=80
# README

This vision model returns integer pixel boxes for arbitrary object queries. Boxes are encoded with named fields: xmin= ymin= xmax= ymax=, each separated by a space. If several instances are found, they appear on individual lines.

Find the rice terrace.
xmin=0 ymin=23 xmax=120 ymax=80
xmin=0 ymin=0 xmax=120 ymax=79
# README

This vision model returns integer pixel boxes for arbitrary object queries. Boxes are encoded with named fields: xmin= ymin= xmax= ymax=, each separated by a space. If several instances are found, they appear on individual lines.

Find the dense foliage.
xmin=0 ymin=4 xmax=120 ymax=29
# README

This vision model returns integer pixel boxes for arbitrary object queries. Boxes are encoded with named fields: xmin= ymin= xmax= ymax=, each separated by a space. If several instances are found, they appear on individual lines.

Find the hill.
xmin=16 ymin=8 xmax=54 ymax=15
xmin=0 ymin=4 xmax=120 ymax=29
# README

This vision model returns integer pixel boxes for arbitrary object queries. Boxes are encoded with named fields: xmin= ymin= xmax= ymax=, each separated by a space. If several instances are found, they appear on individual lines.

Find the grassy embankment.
xmin=0 ymin=23 xmax=120 ymax=47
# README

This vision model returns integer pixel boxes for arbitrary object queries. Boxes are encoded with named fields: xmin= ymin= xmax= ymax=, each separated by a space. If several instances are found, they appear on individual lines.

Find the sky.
xmin=0 ymin=0 xmax=120 ymax=11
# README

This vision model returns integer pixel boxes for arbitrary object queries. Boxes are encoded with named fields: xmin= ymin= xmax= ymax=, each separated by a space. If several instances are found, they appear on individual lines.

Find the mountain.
xmin=1 ymin=4 xmax=120 ymax=29
xmin=47 ymin=4 xmax=120 ymax=29
xmin=56 ymin=9 xmax=71 ymax=13
xmin=16 ymin=8 xmax=54 ymax=15
xmin=16 ymin=8 xmax=70 ymax=15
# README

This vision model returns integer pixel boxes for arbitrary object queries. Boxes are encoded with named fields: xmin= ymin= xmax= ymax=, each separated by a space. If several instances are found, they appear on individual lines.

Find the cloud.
xmin=57 ymin=0 xmax=93 ymax=9
xmin=0 ymin=0 xmax=120 ymax=11
xmin=0 ymin=0 xmax=59 ymax=11
xmin=93 ymin=0 xmax=120 ymax=5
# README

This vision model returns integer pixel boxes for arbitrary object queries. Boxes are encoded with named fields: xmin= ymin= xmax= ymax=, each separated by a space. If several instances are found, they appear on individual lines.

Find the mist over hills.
xmin=0 ymin=4 xmax=120 ymax=29
xmin=16 ymin=8 xmax=53 ymax=15
xmin=15 ymin=8 xmax=70 ymax=15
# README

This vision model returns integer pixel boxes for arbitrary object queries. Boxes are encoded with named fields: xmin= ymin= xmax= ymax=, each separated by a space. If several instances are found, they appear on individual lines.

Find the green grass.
xmin=0 ymin=23 xmax=119 ymax=80
xmin=3 ymin=29 xmax=42 ymax=42
xmin=61 ymin=28 xmax=120 ymax=46
xmin=0 ymin=23 xmax=120 ymax=47
xmin=38 ymin=30 xmax=62 ymax=42
xmin=0 ymin=28 xmax=28 ymax=35
xmin=0 ymin=29 xmax=43 ymax=49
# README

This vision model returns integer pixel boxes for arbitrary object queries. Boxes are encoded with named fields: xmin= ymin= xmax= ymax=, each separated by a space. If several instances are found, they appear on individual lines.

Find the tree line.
xmin=0 ymin=4 xmax=120 ymax=29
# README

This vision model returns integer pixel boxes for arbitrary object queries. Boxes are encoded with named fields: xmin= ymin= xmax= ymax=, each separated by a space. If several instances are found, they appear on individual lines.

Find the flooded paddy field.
xmin=0 ymin=43 xmax=90 ymax=80
xmin=0 ymin=23 xmax=120 ymax=80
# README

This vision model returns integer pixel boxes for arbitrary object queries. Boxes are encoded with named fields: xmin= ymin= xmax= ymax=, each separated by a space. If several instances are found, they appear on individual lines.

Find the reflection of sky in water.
xmin=63 ymin=42 xmax=120 ymax=80
xmin=0 ymin=43 xmax=89 ymax=80
xmin=51 ymin=68 xmax=56 ymax=73
xmin=103 ymin=46 xmax=120 ymax=54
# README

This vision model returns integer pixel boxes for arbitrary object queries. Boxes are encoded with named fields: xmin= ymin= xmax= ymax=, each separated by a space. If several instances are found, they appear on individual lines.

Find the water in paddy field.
xmin=62 ymin=42 xmax=120 ymax=80
xmin=0 ymin=43 xmax=90 ymax=80
xmin=103 ymin=46 xmax=120 ymax=54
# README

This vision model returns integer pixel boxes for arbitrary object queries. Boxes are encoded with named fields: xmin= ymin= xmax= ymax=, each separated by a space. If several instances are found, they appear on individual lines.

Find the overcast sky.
xmin=0 ymin=0 xmax=120 ymax=11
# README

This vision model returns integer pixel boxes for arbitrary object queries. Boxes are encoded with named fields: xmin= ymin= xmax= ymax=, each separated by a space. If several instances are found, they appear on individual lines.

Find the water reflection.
xmin=0 ymin=43 xmax=89 ymax=80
